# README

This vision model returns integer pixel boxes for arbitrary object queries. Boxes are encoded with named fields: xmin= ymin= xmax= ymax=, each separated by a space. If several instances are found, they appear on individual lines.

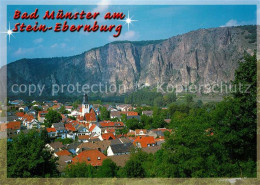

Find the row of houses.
xmin=45 ymin=131 xmax=165 ymax=172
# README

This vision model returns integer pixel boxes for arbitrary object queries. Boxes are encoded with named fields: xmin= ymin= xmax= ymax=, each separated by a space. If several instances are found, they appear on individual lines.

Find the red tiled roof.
xmin=102 ymin=133 xmax=116 ymax=140
xmin=133 ymin=136 xmax=156 ymax=148
xmin=77 ymin=115 xmax=84 ymax=121
xmin=135 ymin=129 xmax=147 ymax=135
xmin=72 ymin=150 xmax=107 ymax=166
xmin=90 ymin=109 xmax=95 ymax=114
xmin=46 ymin=127 xmax=56 ymax=133
xmin=100 ymin=121 xmax=124 ymax=128
xmin=55 ymin=150 xmax=71 ymax=156
xmin=89 ymin=124 xmax=96 ymax=132
xmin=22 ymin=114 xmax=34 ymax=122
xmin=126 ymin=111 xmax=138 ymax=116
xmin=78 ymin=135 xmax=90 ymax=140
xmin=84 ymin=112 xmax=96 ymax=122
xmin=7 ymin=121 xmax=21 ymax=130
xmin=38 ymin=111 xmax=48 ymax=117
xmin=65 ymin=123 xmax=76 ymax=132
xmin=16 ymin=112 xmax=25 ymax=117
xmin=52 ymin=105 xmax=60 ymax=109
xmin=155 ymin=137 xmax=165 ymax=142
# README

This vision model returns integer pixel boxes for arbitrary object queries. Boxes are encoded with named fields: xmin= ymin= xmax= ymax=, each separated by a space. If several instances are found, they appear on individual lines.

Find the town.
xmin=1 ymin=93 xmax=171 ymax=173
xmin=1 ymin=53 xmax=257 ymax=178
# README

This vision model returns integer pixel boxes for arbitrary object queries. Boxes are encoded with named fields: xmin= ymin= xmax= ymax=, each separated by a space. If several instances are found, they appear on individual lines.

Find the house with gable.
xmin=22 ymin=114 xmax=40 ymax=129
xmin=78 ymin=135 xmax=90 ymax=143
xmin=54 ymin=150 xmax=71 ymax=157
xmin=74 ymin=124 xmax=90 ymax=136
xmin=66 ymin=142 xmax=81 ymax=155
xmin=116 ymin=104 xmax=132 ymax=111
xmin=46 ymin=127 xmax=57 ymax=138
xmin=133 ymin=136 xmax=156 ymax=148
xmin=107 ymin=142 xmax=133 ymax=156
xmin=89 ymin=124 xmax=101 ymax=137
xmin=135 ymin=129 xmax=147 ymax=136
xmin=142 ymin=110 xmax=153 ymax=117
xmin=100 ymin=121 xmax=124 ymax=130
xmin=65 ymin=123 xmax=77 ymax=140
xmin=99 ymin=133 xmax=116 ymax=141
xmin=16 ymin=112 xmax=25 ymax=120
xmin=45 ymin=141 xmax=64 ymax=153
xmin=72 ymin=149 xmax=107 ymax=166
xmin=52 ymin=123 xmax=67 ymax=139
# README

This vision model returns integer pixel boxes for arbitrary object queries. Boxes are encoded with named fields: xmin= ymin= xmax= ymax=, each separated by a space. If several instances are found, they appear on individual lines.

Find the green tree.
xmin=152 ymin=115 xmax=167 ymax=129
xmin=59 ymin=105 xmax=66 ymax=114
xmin=99 ymin=106 xmax=110 ymax=120
xmin=120 ymin=114 xmax=127 ymax=123
xmin=168 ymin=103 xmax=190 ymax=116
xmin=32 ymin=106 xmax=43 ymax=112
xmin=64 ymin=162 xmax=96 ymax=177
xmin=68 ymin=116 xmax=76 ymax=120
xmin=126 ymin=118 xmax=141 ymax=130
xmin=7 ymin=130 xmax=58 ymax=177
xmin=185 ymin=94 xmax=194 ymax=104
xmin=140 ymin=114 xmax=153 ymax=129
xmin=96 ymin=159 xmax=118 ymax=177
xmin=122 ymin=149 xmax=154 ymax=178
xmin=211 ymin=53 xmax=257 ymax=177
xmin=44 ymin=109 xmax=62 ymax=128
xmin=163 ymin=92 xmax=177 ymax=105
xmin=55 ymin=138 xmax=74 ymax=145
xmin=40 ymin=129 xmax=51 ymax=143
xmin=124 ymin=159 xmax=146 ymax=178
xmin=195 ymin=100 xmax=203 ymax=108
xmin=72 ymin=100 xmax=81 ymax=110
xmin=115 ymin=127 xmax=129 ymax=135
xmin=153 ymin=53 xmax=257 ymax=178
xmin=153 ymin=96 xmax=165 ymax=107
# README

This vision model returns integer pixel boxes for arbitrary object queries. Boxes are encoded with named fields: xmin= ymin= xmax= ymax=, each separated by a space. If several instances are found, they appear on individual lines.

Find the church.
xmin=79 ymin=93 xmax=97 ymax=123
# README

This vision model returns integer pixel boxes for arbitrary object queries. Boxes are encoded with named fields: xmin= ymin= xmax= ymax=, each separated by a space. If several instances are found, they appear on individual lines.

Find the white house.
xmin=107 ymin=143 xmax=133 ymax=156
xmin=26 ymin=119 xmax=40 ymax=129
xmin=69 ymin=110 xmax=80 ymax=117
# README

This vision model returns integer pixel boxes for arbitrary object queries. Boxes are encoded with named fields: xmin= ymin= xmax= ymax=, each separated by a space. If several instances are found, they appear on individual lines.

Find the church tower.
xmin=82 ymin=93 xmax=90 ymax=116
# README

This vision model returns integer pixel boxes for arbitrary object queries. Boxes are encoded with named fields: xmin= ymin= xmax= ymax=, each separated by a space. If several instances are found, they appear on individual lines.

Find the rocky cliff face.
xmin=1 ymin=25 xmax=256 ymax=98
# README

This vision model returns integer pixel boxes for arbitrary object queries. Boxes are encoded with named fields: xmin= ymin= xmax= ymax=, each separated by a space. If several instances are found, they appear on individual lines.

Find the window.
xmin=97 ymin=157 xmax=101 ymax=160
xmin=87 ymin=157 xmax=91 ymax=161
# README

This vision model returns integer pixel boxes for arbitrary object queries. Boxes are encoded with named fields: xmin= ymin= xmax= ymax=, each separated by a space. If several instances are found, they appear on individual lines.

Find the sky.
xmin=6 ymin=5 xmax=257 ymax=63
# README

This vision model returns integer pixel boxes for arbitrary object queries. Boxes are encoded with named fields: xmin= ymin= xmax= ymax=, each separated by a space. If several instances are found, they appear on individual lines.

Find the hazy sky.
xmin=6 ymin=5 xmax=257 ymax=63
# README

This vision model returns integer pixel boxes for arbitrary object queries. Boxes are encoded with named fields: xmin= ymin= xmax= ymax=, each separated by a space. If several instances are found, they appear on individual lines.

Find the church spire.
xmin=82 ymin=93 xmax=88 ymax=104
